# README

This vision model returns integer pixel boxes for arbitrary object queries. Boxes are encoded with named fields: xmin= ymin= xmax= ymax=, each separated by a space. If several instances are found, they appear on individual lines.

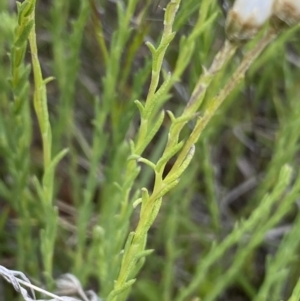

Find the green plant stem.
xmin=176 ymin=165 xmax=295 ymax=301
xmin=28 ymin=0 xmax=66 ymax=287
xmin=28 ymin=0 xmax=52 ymax=199
xmin=114 ymin=0 xmax=181 ymax=241
xmin=7 ymin=0 xmax=33 ymax=272
xmin=186 ymin=39 xmax=237 ymax=112
xmin=160 ymin=39 xmax=237 ymax=176
xmin=288 ymin=278 xmax=300 ymax=301
xmin=106 ymin=3 xmax=182 ymax=298
xmin=171 ymin=29 xmax=277 ymax=175
xmin=205 ymin=172 xmax=300 ymax=301
xmin=255 ymin=213 xmax=300 ymax=301
xmin=88 ymin=0 xmax=109 ymax=66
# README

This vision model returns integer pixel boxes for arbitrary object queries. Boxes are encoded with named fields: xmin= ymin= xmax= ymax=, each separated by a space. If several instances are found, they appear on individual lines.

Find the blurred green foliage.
xmin=1 ymin=0 xmax=300 ymax=301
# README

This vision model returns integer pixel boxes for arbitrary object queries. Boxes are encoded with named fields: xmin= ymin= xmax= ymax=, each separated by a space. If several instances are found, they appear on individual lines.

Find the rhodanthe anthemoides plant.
xmin=1 ymin=0 xmax=300 ymax=301
xmin=107 ymin=0 xmax=300 ymax=300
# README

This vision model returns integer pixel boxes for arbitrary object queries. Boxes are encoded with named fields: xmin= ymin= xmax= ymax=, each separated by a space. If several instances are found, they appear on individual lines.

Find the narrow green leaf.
xmin=15 ymin=20 xmax=33 ymax=47
xmin=156 ymin=141 xmax=184 ymax=172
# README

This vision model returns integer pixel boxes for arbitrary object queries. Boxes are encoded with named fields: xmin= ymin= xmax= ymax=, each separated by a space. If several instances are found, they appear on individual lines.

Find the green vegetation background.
xmin=1 ymin=0 xmax=300 ymax=300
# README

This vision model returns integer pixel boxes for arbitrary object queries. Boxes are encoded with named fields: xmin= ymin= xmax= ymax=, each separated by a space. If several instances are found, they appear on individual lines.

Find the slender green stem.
xmin=160 ymin=39 xmax=237 ymax=176
xmin=29 ymin=20 xmax=51 ymax=171
xmin=27 ymin=0 xmax=66 ymax=286
xmin=171 ymin=29 xmax=277 ymax=174
xmin=88 ymin=0 xmax=109 ymax=66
